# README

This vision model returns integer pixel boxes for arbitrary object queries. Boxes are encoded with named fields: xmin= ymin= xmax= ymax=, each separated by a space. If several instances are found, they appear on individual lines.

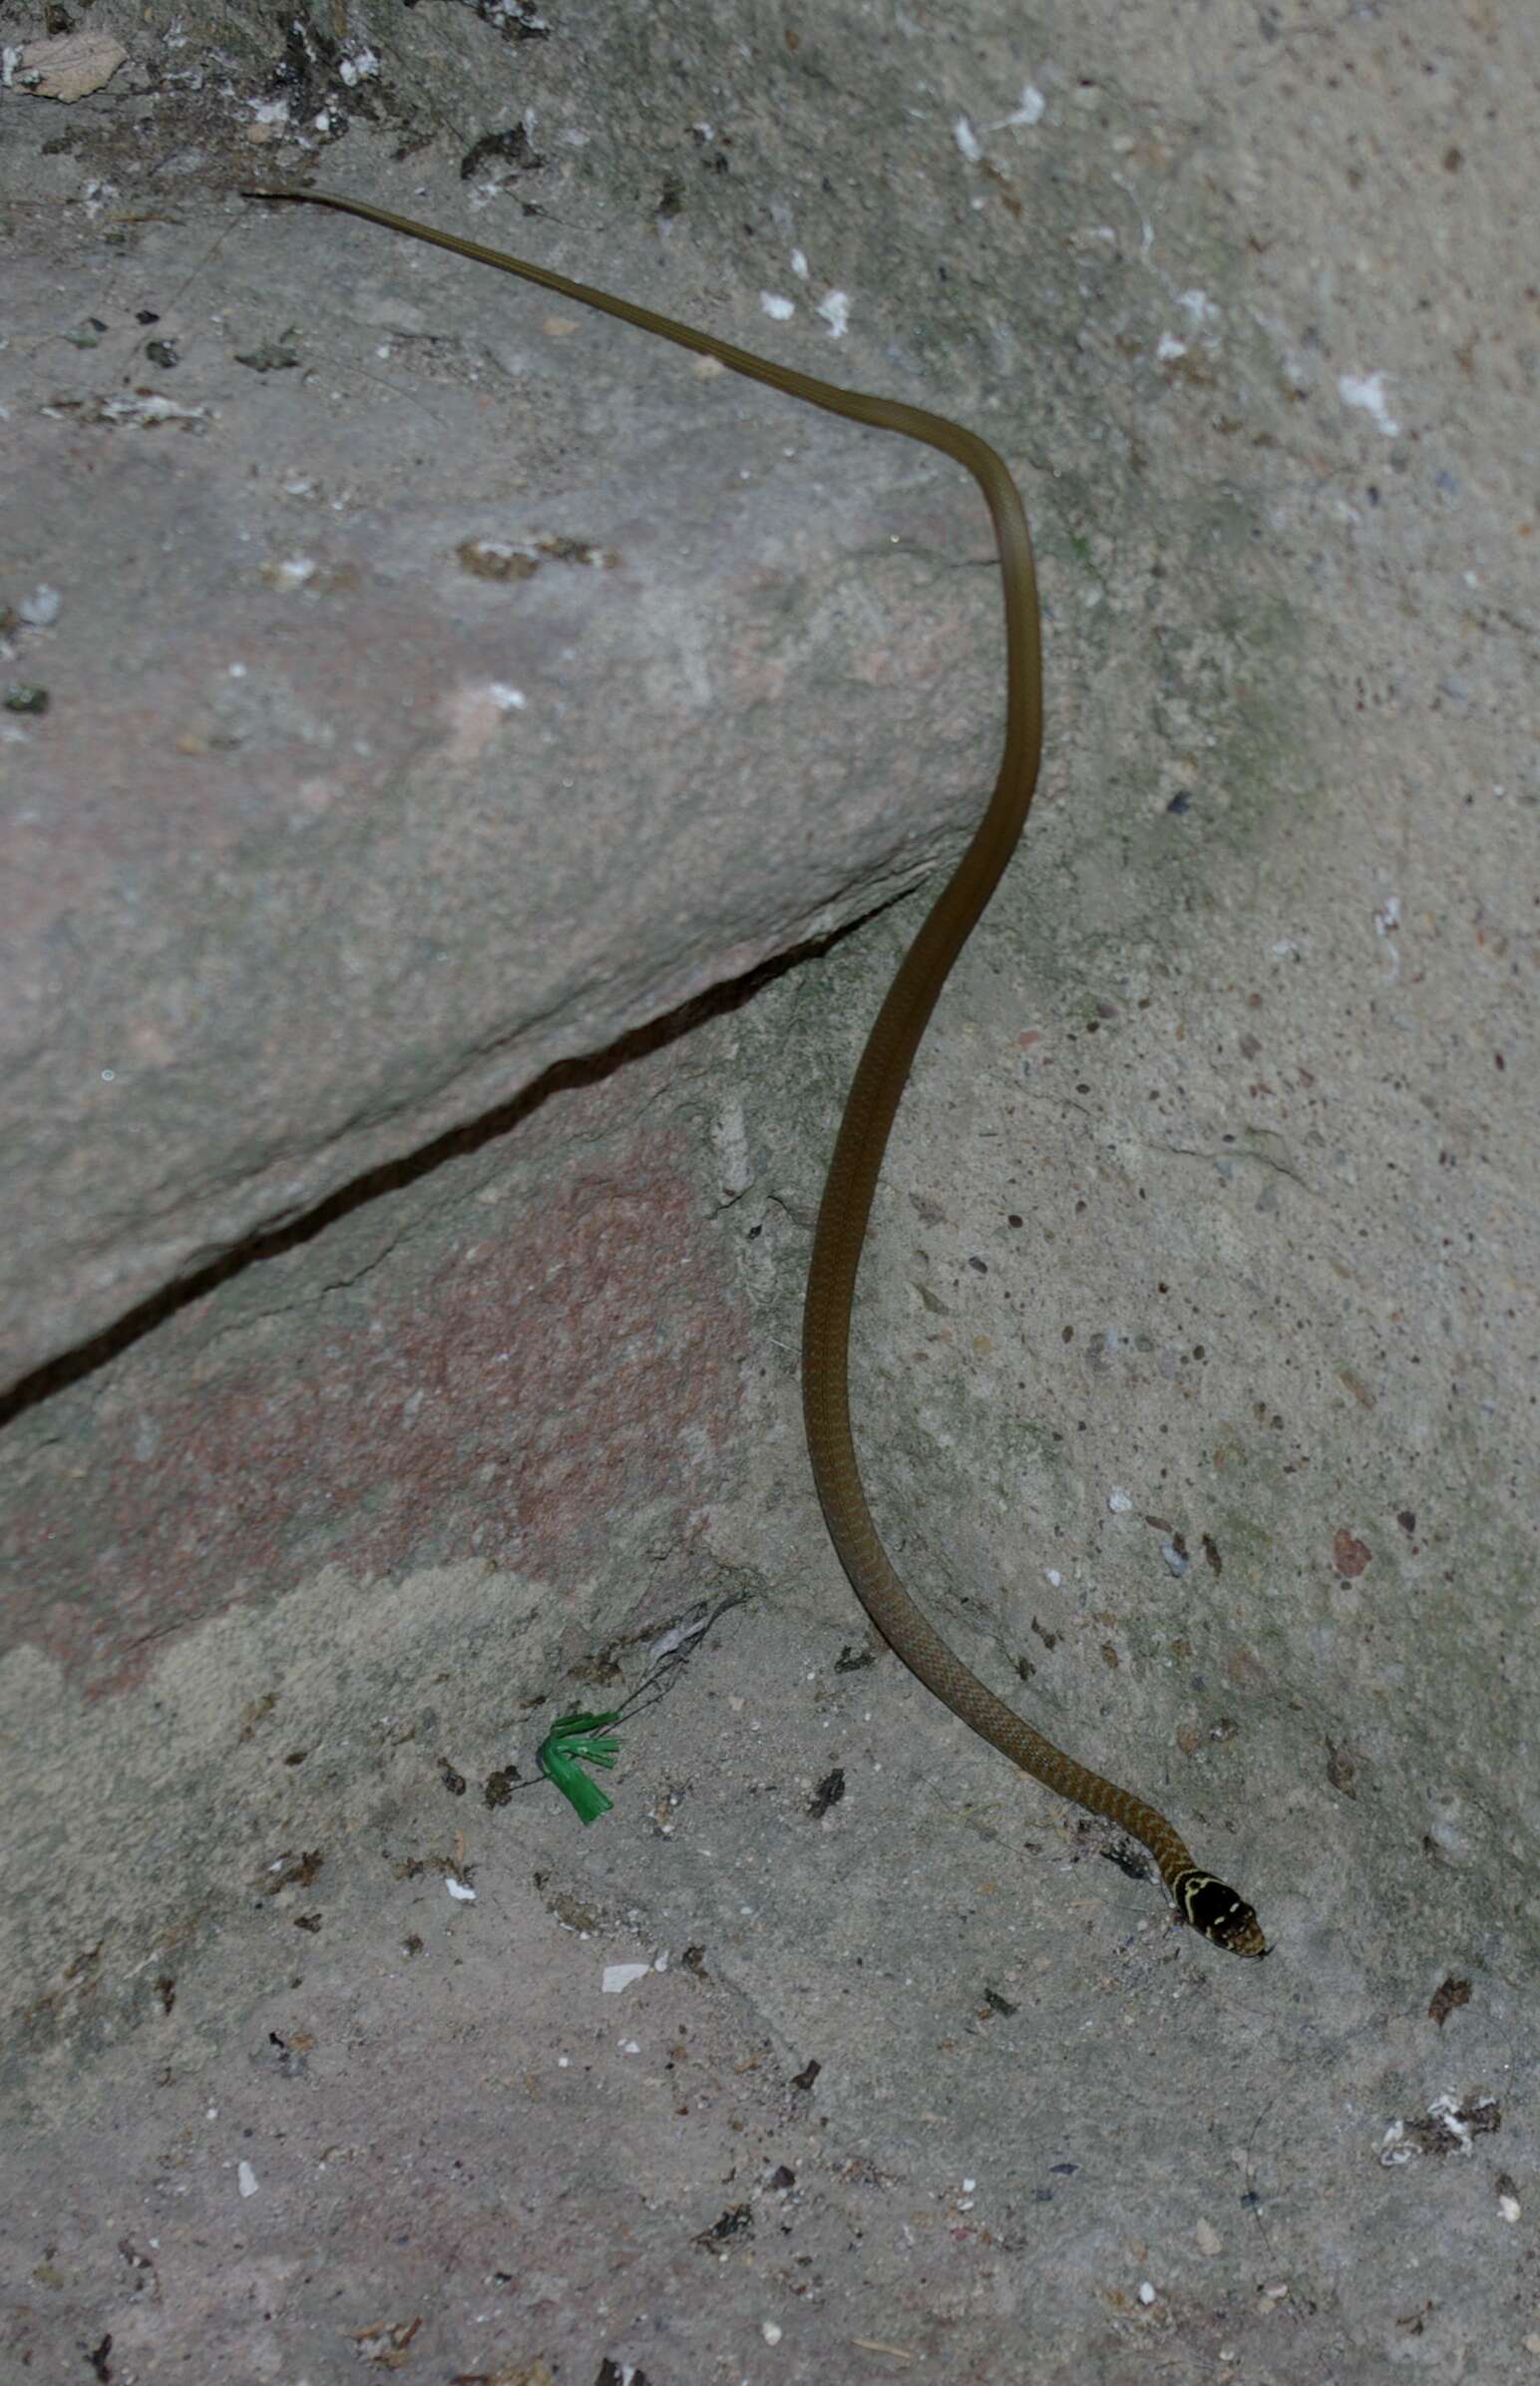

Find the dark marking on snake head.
xmin=1175 ymin=1868 xmax=1268 ymax=1958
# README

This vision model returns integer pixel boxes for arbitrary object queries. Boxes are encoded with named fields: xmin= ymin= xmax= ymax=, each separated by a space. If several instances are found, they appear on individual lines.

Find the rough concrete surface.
xmin=2 ymin=2 xmax=1537 ymax=2382
xmin=0 ymin=84 xmax=1000 ymax=1393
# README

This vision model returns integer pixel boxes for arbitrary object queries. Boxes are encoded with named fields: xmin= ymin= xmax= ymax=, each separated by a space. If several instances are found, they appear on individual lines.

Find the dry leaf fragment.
xmin=12 ymin=33 xmax=129 ymax=101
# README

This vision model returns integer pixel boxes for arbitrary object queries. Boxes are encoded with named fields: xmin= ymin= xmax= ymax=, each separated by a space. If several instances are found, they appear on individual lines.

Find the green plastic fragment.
xmin=537 ymin=1710 xmax=623 ymax=1824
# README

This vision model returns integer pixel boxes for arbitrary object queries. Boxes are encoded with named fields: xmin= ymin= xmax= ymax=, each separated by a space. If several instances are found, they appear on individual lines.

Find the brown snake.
xmin=245 ymin=188 xmax=1266 ymax=1957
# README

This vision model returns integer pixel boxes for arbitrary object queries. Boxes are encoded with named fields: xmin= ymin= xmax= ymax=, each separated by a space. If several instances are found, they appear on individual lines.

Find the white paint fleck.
xmin=1155 ymin=331 xmax=1187 ymax=362
xmin=790 ymin=248 xmax=809 ymax=280
xmin=1339 ymin=371 xmax=1399 ymax=437
xmin=463 ymin=537 xmax=521 ymax=569
xmin=711 ymin=1097 xmax=752 ymax=1199
xmin=759 ymin=291 xmax=796 ymax=322
xmin=1107 ymin=1487 xmax=1133 ymax=1514
xmin=1138 ymin=2280 xmax=1156 ymax=2305
xmin=816 ymin=290 xmax=850 ymax=338
xmin=601 ymin=1962 xmax=651 ymax=1994
xmin=101 ymin=391 xmax=209 ymax=427
xmin=18 ymin=585 xmax=61 ymax=626
xmin=954 ymin=115 xmax=982 ymax=163
xmin=237 ymin=2160 xmax=258 ymax=2198
xmin=1043 ymin=1567 xmax=1062 ymax=1588
xmin=991 ymin=82 xmax=1046 ymax=129
xmin=489 ymin=683 xmax=527 ymax=712
xmin=445 ymin=1875 xmax=477 ymax=1901
xmin=761 ymin=2321 xmax=783 ymax=2345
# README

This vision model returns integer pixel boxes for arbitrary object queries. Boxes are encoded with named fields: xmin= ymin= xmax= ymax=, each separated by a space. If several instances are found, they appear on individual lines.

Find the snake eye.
xmin=1175 ymin=1870 xmax=1267 ymax=1958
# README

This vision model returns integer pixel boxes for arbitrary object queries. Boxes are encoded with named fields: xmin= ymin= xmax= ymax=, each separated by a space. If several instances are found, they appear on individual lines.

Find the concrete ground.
xmin=2 ymin=3 xmax=1536 ymax=2382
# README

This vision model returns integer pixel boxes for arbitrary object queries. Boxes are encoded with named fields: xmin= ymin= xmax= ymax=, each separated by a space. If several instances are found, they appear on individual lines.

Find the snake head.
xmin=1173 ymin=1869 xmax=1267 ymax=1958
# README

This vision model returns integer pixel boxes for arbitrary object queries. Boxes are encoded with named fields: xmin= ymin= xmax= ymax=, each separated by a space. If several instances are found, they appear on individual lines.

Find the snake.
xmin=243 ymin=187 xmax=1266 ymax=1958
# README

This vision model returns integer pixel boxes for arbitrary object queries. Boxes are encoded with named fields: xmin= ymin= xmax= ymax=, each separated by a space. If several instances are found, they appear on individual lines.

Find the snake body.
xmin=246 ymin=187 xmax=1265 ymax=1957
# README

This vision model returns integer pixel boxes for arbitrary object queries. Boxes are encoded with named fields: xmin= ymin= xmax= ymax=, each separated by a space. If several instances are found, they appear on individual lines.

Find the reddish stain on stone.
xmin=11 ymin=1132 xmax=747 ymax=1696
xmin=1332 ymin=1528 xmax=1372 ymax=1578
